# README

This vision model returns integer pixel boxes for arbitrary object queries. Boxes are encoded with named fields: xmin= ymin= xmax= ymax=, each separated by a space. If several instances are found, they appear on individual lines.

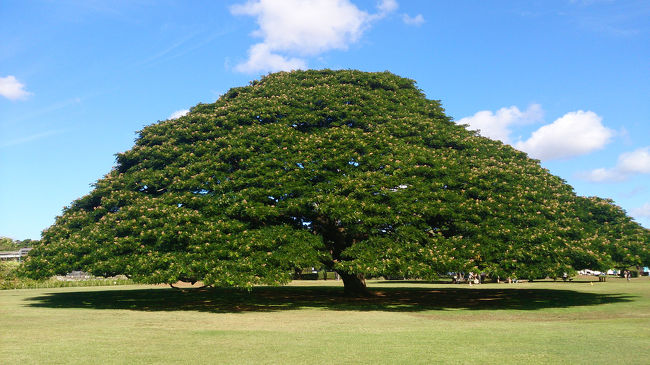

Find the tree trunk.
xmin=337 ymin=271 xmax=369 ymax=296
xmin=314 ymin=216 xmax=369 ymax=296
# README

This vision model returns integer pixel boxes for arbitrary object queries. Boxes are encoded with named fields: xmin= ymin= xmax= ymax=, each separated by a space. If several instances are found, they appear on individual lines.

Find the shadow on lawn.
xmin=26 ymin=285 xmax=633 ymax=313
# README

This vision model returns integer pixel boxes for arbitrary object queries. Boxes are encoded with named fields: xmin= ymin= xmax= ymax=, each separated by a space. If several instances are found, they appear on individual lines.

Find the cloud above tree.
xmin=514 ymin=110 xmax=614 ymax=160
xmin=169 ymin=109 xmax=189 ymax=120
xmin=457 ymin=104 xmax=543 ymax=144
xmin=230 ymin=0 xmax=399 ymax=73
xmin=460 ymin=106 xmax=614 ymax=161
xmin=581 ymin=146 xmax=650 ymax=182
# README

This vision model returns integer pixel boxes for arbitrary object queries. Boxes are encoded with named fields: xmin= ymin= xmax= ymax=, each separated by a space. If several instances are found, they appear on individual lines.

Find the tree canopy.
xmin=23 ymin=70 xmax=648 ymax=294
xmin=573 ymin=196 xmax=649 ymax=271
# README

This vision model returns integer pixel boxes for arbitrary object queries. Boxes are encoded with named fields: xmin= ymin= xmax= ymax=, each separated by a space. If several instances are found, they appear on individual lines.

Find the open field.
xmin=2 ymin=277 xmax=649 ymax=364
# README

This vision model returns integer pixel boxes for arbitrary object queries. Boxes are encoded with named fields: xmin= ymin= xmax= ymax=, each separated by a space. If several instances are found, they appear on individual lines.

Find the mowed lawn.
xmin=2 ymin=277 xmax=649 ymax=364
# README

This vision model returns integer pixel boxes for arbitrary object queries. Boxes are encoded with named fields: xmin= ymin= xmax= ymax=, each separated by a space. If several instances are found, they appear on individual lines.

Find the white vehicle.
xmin=578 ymin=269 xmax=603 ymax=276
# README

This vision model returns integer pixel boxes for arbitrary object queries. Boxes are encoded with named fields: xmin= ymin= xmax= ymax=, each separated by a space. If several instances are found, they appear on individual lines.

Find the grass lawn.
xmin=1 ymin=277 xmax=649 ymax=364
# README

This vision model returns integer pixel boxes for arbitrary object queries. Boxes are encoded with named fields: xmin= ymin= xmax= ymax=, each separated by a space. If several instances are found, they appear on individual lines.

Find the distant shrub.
xmin=1 ymin=261 xmax=133 ymax=290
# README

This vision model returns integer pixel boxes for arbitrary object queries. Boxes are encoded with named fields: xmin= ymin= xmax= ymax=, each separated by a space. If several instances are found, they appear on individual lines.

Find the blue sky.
xmin=1 ymin=0 xmax=649 ymax=240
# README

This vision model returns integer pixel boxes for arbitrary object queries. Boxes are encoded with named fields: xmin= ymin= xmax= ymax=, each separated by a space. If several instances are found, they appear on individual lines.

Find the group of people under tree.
xmin=452 ymin=272 xmax=486 ymax=285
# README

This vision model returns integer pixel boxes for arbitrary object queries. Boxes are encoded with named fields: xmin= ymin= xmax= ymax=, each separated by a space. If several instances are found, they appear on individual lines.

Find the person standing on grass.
xmin=625 ymin=270 xmax=631 ymax=281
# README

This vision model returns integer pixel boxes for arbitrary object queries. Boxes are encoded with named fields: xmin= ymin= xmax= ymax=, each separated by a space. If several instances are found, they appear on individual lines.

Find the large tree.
xmin=573 ymin=196 xmax=649 ymax=271
xmin=23 ymin=70 xmax=643 ymax=294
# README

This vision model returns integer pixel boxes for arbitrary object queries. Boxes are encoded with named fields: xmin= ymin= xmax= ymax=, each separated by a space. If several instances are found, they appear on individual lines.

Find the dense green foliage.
xmin=573 ymin=196 xmax=650 ymax=270
xmin=23 ymin=70 xmax=648 ymax=292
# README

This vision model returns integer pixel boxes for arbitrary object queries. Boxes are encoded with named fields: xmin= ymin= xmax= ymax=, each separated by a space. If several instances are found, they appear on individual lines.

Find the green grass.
xmin=2 ymin=278 xmax=649 ymax=364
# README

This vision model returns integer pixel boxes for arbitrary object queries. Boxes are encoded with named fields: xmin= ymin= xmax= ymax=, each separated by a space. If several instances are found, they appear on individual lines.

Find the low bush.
xmin=1 ymin=261 xmax=133 ymax=290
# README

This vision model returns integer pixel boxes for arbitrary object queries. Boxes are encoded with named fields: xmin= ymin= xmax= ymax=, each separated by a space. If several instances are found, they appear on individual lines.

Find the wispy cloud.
xmin=1 ymin=97 xmax=81 ymax=127
xmin=0 ymin=75 xmax=32 ymax=101
xmin=579 ymin=146 xmax=650 ymax=182
xmin=0 ymin=130 xmax=63 ymax=148
xmin=230 ymin=0 xmax=398 ymax=73
xmin=632 ymin=202 xmax=650 ymax=218
xmin=402 ymin=13 xmax=425 ymax=26
xmin=376 ymin=0 xmax=398 ymax=15
xmin=620 ymin=186 xmax=647 ymax=198
xmin=133 ymin=31 xmax=202 ymax=68
xmin=569 ymin=0 xmax=615 ymax=5
xmin=568 ymin=0 xmax=648 ymax=37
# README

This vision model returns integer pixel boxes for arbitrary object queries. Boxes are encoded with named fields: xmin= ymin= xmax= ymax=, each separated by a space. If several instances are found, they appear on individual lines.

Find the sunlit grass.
xmin=1 ymin=278 xmax=649 ymax=364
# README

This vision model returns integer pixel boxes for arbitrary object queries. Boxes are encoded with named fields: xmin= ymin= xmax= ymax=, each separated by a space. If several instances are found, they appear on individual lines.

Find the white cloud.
xmin=169 ymin=109 xmax=189 ymax=120
xmin=377 ymin=0 xmax=398 ymax=15
xmin=0 ymin=75 xmax=32 ymax=101
xmin=230 ymin=0 xmax=397 ymax=73
xmin=632 ymin=202 xmax=650 ymax=218
xmin=514 ymin=110 xmax=614 ymax=160
xmin=457 ymin=104 xmax=543 ymax=143
xmin=235 ymin=44 xmax=307 ymax=74
xmin=460 ymin=106 xmax=615 ymax=161
xmin=617 ymin=147 xmax=650 ymax=174
xmin=402 ymin=13 xmax=425 ymax=26
xmin=579 ymin=167 xmax=623 ymax=182
xmin=581 ymin=146 xmax=650 ymax=182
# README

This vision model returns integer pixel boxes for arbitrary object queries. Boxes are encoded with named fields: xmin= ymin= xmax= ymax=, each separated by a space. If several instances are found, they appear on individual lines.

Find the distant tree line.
xmin=0 ymin=237 xmax=39 ymax=251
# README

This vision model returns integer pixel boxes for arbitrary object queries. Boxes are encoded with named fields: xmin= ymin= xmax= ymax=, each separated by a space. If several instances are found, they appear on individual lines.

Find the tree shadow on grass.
xmin=25 ymin=285 xmax=633 ymax=313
